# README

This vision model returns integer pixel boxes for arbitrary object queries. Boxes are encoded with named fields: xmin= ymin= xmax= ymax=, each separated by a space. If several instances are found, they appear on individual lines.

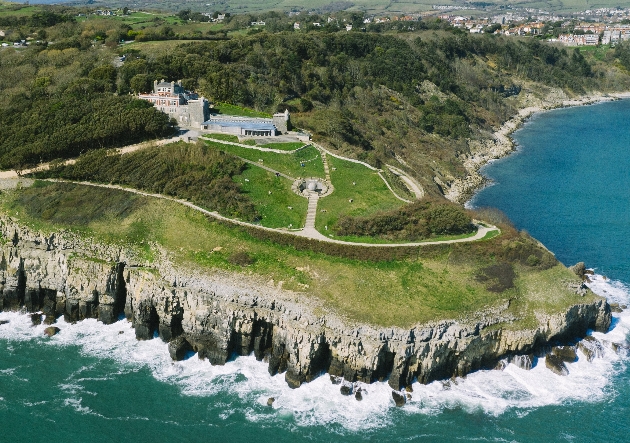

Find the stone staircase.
xmin=304 ymin=193 xmax=319 ymax=229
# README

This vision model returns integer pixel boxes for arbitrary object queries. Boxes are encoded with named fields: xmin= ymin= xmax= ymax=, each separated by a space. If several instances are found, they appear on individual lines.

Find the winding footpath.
xmin=39 ymin=178 xmax=498 ymax=247
xmin=3 ymin=134 xmax=499 ymax=248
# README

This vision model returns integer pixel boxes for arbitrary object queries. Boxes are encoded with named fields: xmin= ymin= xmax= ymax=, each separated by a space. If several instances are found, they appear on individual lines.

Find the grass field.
xmin=233 ymin=165 xmax=308 ymax=229
xmin=315 ymin=155 xmax=404 ymax=233
xmin=0 ymin=181 xmax=594 ymax=328
xmin=205 ymin=140 xmax=325 ymax=178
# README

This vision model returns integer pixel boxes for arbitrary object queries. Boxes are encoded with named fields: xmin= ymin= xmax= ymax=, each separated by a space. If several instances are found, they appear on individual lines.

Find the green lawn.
xmin=234 ymin=166 xmax=307 ymax=229
xmin=205 ymin=140 xmax=325 ymax=178
xmin=316 ymin=155 xmax=404 ymax=233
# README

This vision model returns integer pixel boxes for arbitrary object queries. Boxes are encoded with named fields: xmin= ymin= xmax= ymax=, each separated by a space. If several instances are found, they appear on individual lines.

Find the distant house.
xmin=139 ymin=79 xmax=210 ymax=128
xmin=294 ymin=22 xmax=300 ymax=30
xmin=345 ymin=24 xmax=353 ymax=31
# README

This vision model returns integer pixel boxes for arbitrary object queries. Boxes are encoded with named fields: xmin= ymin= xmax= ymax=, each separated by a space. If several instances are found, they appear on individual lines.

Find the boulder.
xmin=392 ymin=391 xmax=406 ymax=407
xmin=30 ymin=313 xmax=42 ymax=326
xmin=494 ymin=360 xmax=507 ymax=371
xmin=0 ymin=320 xmax=9 ymax=325
xmin=329 ymin=375 xmax=342 ymax=385
xmin=168 ymin=336 xmax=192 ymax=361
xmin=545 ymin=354 xmax=569 ymax=376
xmin=44 ymin=326 xmax=60 ymax=337
xmin=577 ymin=336 xmax=604 ymax=362
xmin=552 ymin=346 xmax=577 ymax=363
xmin=340 ymin=383 xmax=353 ymax=396
xmin=609 ymin=303 xmax=623 ymax=313
xmin=570 ymin=262 xmax=586 ymax=279
xmin=355 ymin=388 xmax=363 ymax=401
xmin=267 ymin=397 xmax=275 ymax=407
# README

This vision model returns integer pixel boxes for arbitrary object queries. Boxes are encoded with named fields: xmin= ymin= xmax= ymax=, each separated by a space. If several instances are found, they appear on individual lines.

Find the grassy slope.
xmin=316 ymin=155 xmax=404 ymax=232
xmin=233 ymin=165 xmax=308 ymax=228
xmin=0 ymin=181 xmax=598 ymax=329
xmin=205 ymin=140 xmax=325 ymax=178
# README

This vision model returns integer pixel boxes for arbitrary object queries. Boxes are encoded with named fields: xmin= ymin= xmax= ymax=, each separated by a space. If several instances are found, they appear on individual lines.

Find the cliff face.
xmin=0 ymin=217 xmax=611 ymax=389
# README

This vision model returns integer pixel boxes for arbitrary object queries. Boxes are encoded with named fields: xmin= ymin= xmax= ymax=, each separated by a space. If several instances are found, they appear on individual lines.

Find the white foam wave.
xmin=0 ymin=275 xmax=628 ymax=430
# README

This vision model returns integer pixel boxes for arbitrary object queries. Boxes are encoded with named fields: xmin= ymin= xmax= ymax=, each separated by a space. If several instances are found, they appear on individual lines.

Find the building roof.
xmin=203 ymin=120 xmax=277 ymax=131
xmin=156 ymin=81 xmax=172 ymax=87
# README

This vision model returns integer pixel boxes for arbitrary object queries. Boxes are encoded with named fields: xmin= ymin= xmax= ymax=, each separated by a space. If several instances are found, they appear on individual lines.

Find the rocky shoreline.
xmin=0 ymin=216 xmax=613 ymax=397
xmin=445 ymin=89 xmax=630 ymax=204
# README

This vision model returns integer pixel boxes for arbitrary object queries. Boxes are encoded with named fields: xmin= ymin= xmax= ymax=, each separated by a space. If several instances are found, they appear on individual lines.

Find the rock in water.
xmin=267 ymin=397 xmax=275 ymax=407
xmin=168 ymin=336 xmax=192 ymax=361
xmin=355 ymin=389 xmax=363 ymax=401
xmin=392 ymin=391 xmax=406 ymax=407
xmin=494 ymin=360 xmax=507 ymax=371
xmin=30 ymin=313 xmax=42 ymax=326
xmin=578 ymin=336 xmax=604 ymax=362
xmin=0 ymin=320 xmax=9 ymax=325
xmin=340 ymin=383 xmax=353 ymax=396
xmin=44 ymin=326 xmax=60 ymax=337
xmin=570 ymin=262 xmax=586 ymax=279
xmin=509 ymin=354 xmax=534 ymax=370
xmin=552 ymin=346 xmax=577 ymax=363
xmin=545 ymin=354 xmax=569 ymax=376
xmin=329 ymin=375 xmax=342 ymax=385
xmin=609 ymin=303 xmax=623 ymax=313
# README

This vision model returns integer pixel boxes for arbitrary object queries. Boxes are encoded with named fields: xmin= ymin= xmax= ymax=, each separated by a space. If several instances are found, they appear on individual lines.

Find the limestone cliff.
xmin=0 ymin=216 xmax=611 ymax=389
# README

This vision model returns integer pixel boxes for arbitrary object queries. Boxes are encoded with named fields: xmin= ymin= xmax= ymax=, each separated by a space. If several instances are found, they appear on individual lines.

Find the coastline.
xmin=445 ymin=90 xmax=630 ymax=204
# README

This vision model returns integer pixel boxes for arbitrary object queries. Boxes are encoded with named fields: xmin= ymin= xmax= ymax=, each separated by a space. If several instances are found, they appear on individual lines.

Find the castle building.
xmin=139 ymin=80 xmax=211 ymax=128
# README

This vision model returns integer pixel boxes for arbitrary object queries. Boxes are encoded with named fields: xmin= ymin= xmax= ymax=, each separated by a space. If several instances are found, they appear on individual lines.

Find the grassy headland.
xmin=0 ymin=181 xmax=595 ymax=328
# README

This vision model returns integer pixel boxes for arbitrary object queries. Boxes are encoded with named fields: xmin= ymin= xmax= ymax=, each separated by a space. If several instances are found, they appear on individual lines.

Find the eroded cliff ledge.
xmin=0 ymin=216 xmax=610 ymax=390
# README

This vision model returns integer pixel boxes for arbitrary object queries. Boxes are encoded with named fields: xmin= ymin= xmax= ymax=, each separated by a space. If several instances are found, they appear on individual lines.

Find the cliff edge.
xmin=0 ymin=216 xmax=610 ymax=390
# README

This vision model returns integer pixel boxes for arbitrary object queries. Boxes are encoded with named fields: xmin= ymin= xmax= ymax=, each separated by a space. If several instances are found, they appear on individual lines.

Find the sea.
xmin=2 ymin=100 xmax=630 ymax=442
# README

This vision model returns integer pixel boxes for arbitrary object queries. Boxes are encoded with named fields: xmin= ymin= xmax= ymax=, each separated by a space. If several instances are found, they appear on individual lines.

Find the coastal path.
xmin=38 ymin=179 xmax=500 ymax=248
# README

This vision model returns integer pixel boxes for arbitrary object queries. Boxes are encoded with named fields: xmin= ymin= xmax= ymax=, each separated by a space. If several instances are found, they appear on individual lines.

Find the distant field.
xmin=32 ymin=0 xmax=630 ymax=14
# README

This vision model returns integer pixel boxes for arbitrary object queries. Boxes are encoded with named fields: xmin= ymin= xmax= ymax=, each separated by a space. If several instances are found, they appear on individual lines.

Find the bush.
xmin=228 ymin=251 xmax=255 ymax=266
xmin=334 ymin=198 xmax=473 ymax=240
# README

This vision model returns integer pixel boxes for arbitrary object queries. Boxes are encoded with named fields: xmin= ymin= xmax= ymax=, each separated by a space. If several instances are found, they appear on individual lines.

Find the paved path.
xmin=387 ymin=165 xmax=425 ymax=200
xmin=203 ymin=136 xmax=308 ymax=154
xmin=235 ymin=157 xmax=296 ymax=181
xmin=39 ymin=179 xmax=499 ymax=248
xmin=304 ymin=193 xmax=319 ymax=229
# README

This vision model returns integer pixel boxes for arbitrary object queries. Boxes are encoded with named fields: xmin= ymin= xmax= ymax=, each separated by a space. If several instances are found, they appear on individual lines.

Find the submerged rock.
xmin=355 ymin=388 xmax=363 ymax=401
xmin=392 ymin=391 xmax=406 ymax=407
xmin=44 ymin=326 xmax=60 ymax=337
xmin=340 ymin=383 xmax=353 ymax=396
xmin=494 ymin=360 xmax=507 ymax=371
xmin=545 ymin=354 xmax=569 ymax=376
xmin=552 ymin=346 xmax=577 ymax=363
xmin=330 ymin=375 xmax=342 ymax=385
xmin=30 ymin=312 xmax=42 ymax=326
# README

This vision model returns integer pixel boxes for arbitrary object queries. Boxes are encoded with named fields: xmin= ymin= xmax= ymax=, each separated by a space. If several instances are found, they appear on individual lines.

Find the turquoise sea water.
xmin=2 ymin=100 xmax=630 ymax=442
